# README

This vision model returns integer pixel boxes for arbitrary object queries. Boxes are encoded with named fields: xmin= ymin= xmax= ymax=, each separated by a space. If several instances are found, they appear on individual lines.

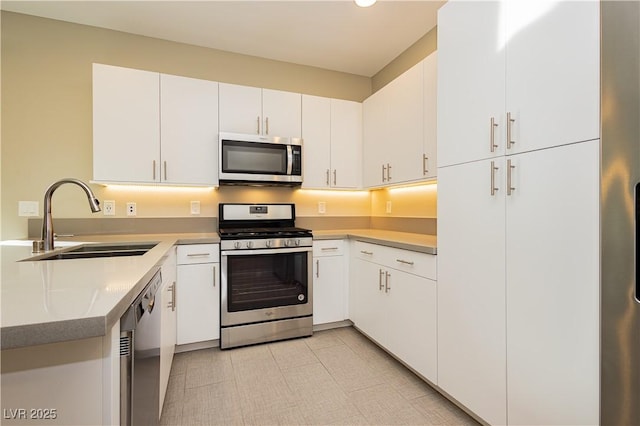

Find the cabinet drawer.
xmin=177 ymin=244 xmax=219 ymax=265
xmin=354 ymin=241 xmax=436 ymax=280
xmin=313 ymin=239 xmax=345 ymax=256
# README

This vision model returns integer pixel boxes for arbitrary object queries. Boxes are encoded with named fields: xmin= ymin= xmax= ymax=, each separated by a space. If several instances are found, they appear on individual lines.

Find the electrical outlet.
xmin=386 ymin=201 xmax=392 ymax=214
xmin=318 ymin=201 xmax=326 ymax=214
xmin=126 ymin=202 xmax=137 ymax=216
xmin=190 ymin=201 xmax=201 ymax=215
xmin=103 ymin=200 xmax=115 ymax=216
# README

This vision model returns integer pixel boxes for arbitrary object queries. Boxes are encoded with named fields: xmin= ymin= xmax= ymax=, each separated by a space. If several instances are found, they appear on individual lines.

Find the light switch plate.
xmin=190 ymin=201 xmax=201 ymax=215
xmin=386 ymin=201 xmax=392 ymax=214
xmin=318 ymin=201 xmax=326 ymax=214
xmin=18 ymin=201 xmax=39 ymax=217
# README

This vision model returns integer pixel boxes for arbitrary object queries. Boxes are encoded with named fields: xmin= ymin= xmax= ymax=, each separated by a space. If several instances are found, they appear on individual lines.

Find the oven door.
xmin=221 ymin=246 xmax=313 ymax=326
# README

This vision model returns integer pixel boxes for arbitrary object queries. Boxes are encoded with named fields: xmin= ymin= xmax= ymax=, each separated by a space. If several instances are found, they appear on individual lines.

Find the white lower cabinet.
xmin=351 ymin=241 xmax=437 ymax=383
xmin=176 ymin=244 xmax=220 ymax=345
xmin=159 ymin=246 xmax=177 ymax=415
xmin=312 ymin=240 xmax=348 ymax=325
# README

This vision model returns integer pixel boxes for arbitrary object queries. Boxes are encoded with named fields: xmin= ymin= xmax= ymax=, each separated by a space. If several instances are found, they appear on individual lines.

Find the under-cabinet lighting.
xmin=355 ymin=0 xmax=376 ymax=7
xmin=295 ymin=189 xmax=370 ymax=197
xmin=104 ymin=184 xmax=216 ymax=193
xmin=387 ymin=182 xmax=438 ymax=194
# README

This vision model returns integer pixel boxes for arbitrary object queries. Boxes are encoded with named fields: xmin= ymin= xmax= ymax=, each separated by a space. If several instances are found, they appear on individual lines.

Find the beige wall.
xmin=1 ymin=11 xmax=437 ymax=240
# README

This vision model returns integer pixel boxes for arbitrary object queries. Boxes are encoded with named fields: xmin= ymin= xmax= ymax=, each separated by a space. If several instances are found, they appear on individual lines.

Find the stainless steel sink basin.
xmin=33 ymin=242 xmax=158 ymax=261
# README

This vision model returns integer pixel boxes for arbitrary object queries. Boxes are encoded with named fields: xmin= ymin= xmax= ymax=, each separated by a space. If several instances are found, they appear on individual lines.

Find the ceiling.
xmin=0 ymin=1 xmax=445 ymax=77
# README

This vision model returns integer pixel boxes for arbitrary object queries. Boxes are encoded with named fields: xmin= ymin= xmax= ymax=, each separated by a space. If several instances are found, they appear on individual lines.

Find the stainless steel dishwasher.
xmin=120 ymin=269 xmax=162 ymax=426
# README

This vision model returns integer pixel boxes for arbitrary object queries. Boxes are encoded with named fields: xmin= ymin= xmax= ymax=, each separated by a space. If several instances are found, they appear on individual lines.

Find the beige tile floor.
xmin=160 ymin=327 xmax=480 ymax=426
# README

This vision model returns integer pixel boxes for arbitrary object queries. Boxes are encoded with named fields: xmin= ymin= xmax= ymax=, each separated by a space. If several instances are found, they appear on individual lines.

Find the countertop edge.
xmin=312 ymin=230 xmax=437 ymax=255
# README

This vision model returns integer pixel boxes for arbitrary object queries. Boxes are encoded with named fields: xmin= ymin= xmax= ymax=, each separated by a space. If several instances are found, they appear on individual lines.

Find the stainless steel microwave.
xmin=218 ymin=132 xmax=303 ymax=186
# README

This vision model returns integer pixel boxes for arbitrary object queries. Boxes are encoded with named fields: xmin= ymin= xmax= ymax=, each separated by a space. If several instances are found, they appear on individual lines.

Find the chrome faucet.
xmin=41 ymin=178 xmax=101 ymax=251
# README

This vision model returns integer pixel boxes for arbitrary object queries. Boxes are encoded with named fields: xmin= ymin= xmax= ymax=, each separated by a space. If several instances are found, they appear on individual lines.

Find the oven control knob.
xmin=234 ymin=241 xmax=241 ymax=249
xmin=246 ymin=241 xmax=254 ymax=249
xmin=265 ymin=240 xmax=273 ymax=248
xmin=295 ymin=239 xmax=301 ymax=246
xmin=284 ymin=239 xmax=291 ymax=247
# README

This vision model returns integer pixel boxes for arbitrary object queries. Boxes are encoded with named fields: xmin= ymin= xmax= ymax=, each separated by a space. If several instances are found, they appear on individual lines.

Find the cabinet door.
xmin=437 ymin=1 xmax=505 ymax=167
xmin=218 ymin=83 xmax=262 ymax=134
xmin=313 ymin=255 xmax=346 ymax=325
xmin=505 ymin=0 xmax=599 ymax=154
xmin=176 ymin=263 xmax=220 ymax=345
xmin=385 ymin=270 xmax=437 ymax=384
xmin=160 ymin=74 xmax=219 ymax=186
xmin=386 ymin=61 xmax=424 ymax=184
xmin=422 ymin=51 xmax=438 ymax=179
xmin=330 ymin=99 xmax=362 ymax=189
xmin=301 ymin=95 xmax=331 ymax=189
xmin=93 ymin=63 xmax=160 ymax=183
xmin=362 ymin=89 xmax=388 ymax=188
xmin=262 ymin=89 xmax=302 ymax=138
xmin=437 ymin=158 xmax=507 ymax=425
xmin=506 ymin=141 xmax=599 ymax=425
xmin=351 ymin=259 xmax=386 ymax=344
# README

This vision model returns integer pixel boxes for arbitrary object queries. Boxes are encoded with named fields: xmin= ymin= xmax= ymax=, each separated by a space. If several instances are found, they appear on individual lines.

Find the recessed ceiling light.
xmin=355 ymin=0 xmax=377 ymax=7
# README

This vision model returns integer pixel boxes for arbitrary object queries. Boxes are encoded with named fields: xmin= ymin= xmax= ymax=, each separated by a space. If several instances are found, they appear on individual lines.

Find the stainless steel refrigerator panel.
xmin=601 ymin=2 xmax=640 ymax=424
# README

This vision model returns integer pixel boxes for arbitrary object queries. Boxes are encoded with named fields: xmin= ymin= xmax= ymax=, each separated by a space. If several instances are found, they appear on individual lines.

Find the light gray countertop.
xmin=313 ymin=229 xmax=437 ymax=254
xmin=0 ymin=233 xmax=219 ymax=350
xmin=1 ymin=229 xmax=434 ymax=350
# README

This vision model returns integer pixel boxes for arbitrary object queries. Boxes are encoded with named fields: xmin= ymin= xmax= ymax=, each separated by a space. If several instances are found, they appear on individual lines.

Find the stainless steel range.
xmin=218 ymin=203 xmax=313 ymax=349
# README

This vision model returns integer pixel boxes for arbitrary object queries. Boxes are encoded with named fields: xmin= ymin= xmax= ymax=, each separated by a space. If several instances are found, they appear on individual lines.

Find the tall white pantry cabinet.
xmin=437 ymin=1 xmax=600 ymax=426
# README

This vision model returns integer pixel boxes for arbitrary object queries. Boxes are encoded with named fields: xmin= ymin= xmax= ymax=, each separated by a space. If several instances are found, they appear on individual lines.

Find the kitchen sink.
xmin=32 ymin=242 xmax=158 ymax=261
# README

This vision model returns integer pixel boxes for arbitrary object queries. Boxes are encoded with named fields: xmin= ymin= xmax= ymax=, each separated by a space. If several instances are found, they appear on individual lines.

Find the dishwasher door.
xmin=120 ymin=270 xmax=162 ymax=426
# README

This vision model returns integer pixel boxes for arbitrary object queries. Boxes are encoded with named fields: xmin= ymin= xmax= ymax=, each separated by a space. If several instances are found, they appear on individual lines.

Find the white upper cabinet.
xmin=437 ymin=0 xmax=506 ymax=167
xmin=422 ymin=51 xmax=438 ymax=179
xmin=160 ymin=74 xmax=218 ymax=186
xmin=93 ymin=63 xmax=160 ymax=183
xmin=330 ymin=99 xmax=362 ymax=189
xmin=438 ymin=0 xmax=599 ymax=167
xmin=219 ymin=83 xmax=301 ymax=138
xmin=504 ymin=0 xmax=600 ymax=154
xmin=93 ymin=64 xmax=219 ymax=185
xmin=362 ymin=54 xmax=438 ymax=188
xmin=302 ymin=96 xmax=362 ymax=189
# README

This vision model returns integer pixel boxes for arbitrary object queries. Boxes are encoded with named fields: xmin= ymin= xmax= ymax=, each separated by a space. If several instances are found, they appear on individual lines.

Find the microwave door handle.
xmin=286 ymin=145 xmax=293 ymax=175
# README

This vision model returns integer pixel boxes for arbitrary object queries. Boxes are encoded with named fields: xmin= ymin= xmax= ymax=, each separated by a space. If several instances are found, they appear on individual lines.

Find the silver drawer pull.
xmin=396 ymin=259 xmax=414 ymax=266
xmin=187 ymin=253 xmax=211 ymax=257
xmin=360 ymin=250 xmax=373 ymax=255
xmin=321 ymin=247 xmax=339 ymax=251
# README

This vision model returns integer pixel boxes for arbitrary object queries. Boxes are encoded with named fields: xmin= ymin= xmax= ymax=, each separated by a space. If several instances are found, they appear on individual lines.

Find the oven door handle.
xmin=221 ymin=246 xmax=312 ymax=256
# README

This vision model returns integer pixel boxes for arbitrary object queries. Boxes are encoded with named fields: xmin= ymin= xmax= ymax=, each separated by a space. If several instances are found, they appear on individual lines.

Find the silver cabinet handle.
xmin=333 ymin=169 xmax=337 ymax=186
xmin=382 ymin=164 xmax=387 ymax=182
xmin=507 ymin=159 xmax=516 ymax=196
xmin=213 ymin=265 xmax=217 ymax=287
xmin=326 ymin=169 xmax=330 ymax=186
xmin=163 ymin=161 xmax=167 ymax=181
xmin=321 ymin=247 xmax=339 ymax=251
xmin=507 ymin=112 xmax=515 ymax=149
xmin=187 ymin=253 xmax=211 ymax=257
xmin=257 ymin=116 xmax=260 ymax=134
xmin=379 ymin=269 xmax=385 ymax=291
xmin=491 ymin=161 xmax=499 ymax=196
xmin=385 ymin=271 xmax=391 ymax=293
xmin=168 ymin=282 xmax=176 ymax=311
xmin=387 ymin=163 xmax=392 ymax=181
xmin=316 ymin=259 xmax=320 ymax=278
xmin=265 ymin=117 xmax=269 ymax=135
xmin=423 ymin=154 xmax=429 ymax=175
xmin=490 ymin=116 xmax=498 ymax=152
xmin=396 ymin=259 xmax=414 ymax=266
xmin=153 ymin=160 xmax=156 ymax=180
xmin=360 ymin=250 xmax=373 ymax=255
